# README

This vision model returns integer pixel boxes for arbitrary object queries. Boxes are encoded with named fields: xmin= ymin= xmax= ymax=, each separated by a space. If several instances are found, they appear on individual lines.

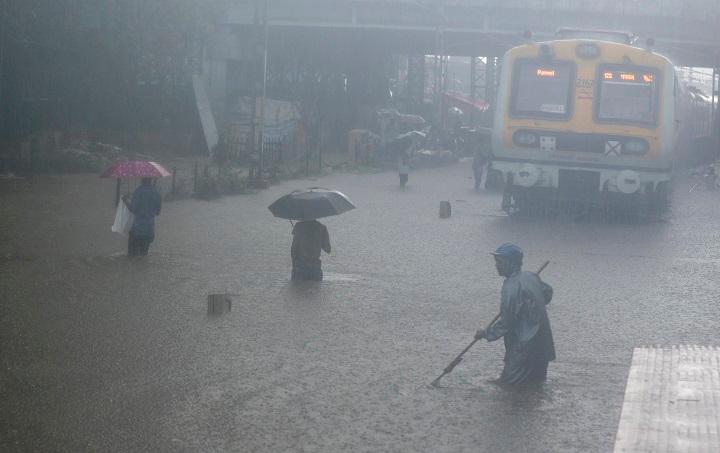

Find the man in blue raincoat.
xmin=475 ymin=244 xmax=555 ymax=384
xmin=122 ymin=178 xmax=162 ymax=256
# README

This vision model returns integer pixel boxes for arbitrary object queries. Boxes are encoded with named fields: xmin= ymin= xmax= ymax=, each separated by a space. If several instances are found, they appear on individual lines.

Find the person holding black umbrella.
xmin=291 ymin=219 xmax=331 ymax=281
xmin=268 ymin=188 xmax=355 ymax=281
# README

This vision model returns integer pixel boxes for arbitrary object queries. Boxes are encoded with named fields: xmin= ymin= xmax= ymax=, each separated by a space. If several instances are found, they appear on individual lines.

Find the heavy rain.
xmin=2 ymin=1 xmax=720 ymax=452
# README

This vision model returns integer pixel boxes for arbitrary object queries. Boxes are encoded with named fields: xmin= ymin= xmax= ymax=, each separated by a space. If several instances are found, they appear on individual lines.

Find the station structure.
xmin=199 ymin=0 xmax=720 ymax=162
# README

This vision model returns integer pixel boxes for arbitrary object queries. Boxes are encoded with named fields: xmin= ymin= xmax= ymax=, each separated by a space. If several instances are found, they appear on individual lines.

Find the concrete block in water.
xmin=439 ymin=201 xmax=451 ymax=218
xmin=207 ymin=294 xmax=232 ymax=315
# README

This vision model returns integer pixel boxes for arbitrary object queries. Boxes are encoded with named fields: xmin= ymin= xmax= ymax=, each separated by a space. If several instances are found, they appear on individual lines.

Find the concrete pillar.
xmin=485 ymin=57 xmax=496 ymax=110
xmin=485 ymin=56 xmax=500 ymax=125
xmin=470 ymin=56 xmax=480 ymax=127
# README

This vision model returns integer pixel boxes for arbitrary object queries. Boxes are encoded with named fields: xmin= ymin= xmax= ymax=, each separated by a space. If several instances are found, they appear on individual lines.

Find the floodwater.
xmin=2 ymin=163 xmax=719 ymax=452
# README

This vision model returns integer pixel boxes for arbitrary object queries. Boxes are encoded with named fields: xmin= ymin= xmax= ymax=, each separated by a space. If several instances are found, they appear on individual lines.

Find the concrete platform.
xmin=614 ymin=346 xmax=720 ymax=452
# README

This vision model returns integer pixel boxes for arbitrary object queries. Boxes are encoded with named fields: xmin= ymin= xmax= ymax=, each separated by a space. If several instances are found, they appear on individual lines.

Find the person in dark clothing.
xmin=472 ymin=138 xmax=490 ymax=190
xmin=122 ymin=178 xmax=162 ymax=256
xmin=291 ymin=219 xmax=331 ymax=281
xmin=398 ymin=149 xmax=410 ymax=187
xmin=475 ymin=243 xmax=555 ymax=384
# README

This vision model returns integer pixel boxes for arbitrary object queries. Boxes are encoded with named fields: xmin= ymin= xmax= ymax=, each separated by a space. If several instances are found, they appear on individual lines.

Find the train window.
xmin=509 ymin=59 xmax=575 ymax=120
xmin=596 ymin=65 xmax=659 ymax=126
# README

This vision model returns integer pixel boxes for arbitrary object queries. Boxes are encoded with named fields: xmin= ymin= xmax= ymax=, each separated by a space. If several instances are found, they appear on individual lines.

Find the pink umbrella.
xmin=101 ymin=160 xmax=171 ymax=178
xmin=101 ymin=160 xmax=172 ymax=206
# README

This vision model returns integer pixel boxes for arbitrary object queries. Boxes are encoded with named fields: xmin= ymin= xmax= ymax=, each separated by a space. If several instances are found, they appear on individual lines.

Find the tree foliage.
xmin=0 ymin=0 xmax=217 ymax=140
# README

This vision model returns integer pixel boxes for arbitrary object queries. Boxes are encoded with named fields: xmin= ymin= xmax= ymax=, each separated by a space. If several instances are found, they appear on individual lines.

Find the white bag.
xmin=111 ymin=201 xmax=134 ymax=235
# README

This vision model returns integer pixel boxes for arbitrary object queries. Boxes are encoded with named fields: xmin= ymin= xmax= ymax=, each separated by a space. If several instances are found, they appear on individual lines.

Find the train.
xmin=490 ymin=31 xmax=714 ymax=215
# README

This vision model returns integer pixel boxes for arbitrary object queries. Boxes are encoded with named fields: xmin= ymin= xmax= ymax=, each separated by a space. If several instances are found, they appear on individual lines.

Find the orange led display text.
xmin=536 ymin=69 xmax=556 ymax=77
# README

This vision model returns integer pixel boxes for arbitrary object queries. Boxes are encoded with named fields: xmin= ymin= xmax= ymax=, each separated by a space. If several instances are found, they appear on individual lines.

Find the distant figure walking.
xmin=475 ymin=243 xmax=555 ymax=384
xmin=398 ymin=148 xmax=411 ymax=187
xmin=291 ymin=219 xmax=331 ymax=281
xmin=472 ymin=146 xmax=489 ymax=190
xmin=122 ymin=178 xmax=162 ymax=256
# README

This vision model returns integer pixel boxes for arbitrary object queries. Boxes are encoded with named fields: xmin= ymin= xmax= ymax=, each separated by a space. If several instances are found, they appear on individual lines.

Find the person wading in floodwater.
xmin=475 ymin=243 xmax=555 ymax=384
xmin=122 ymin=178 xmax=162 ymax=257
xmin=291 ymin=219 xmax=331 ymax=281
xmin=398 ymin=147 xmax=411 ymax=187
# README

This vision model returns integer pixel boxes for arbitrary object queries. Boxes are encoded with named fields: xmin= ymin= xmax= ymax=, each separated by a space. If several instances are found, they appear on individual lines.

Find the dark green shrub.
xmin=195 ymin=175 xmax=221 ymax=199
xmin=217 ymin=171 xmax=248 ymax=195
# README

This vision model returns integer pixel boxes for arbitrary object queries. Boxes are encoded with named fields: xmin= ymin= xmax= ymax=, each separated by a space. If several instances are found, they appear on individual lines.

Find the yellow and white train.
xmin=491 ymin=34 xmax=713 ymax=214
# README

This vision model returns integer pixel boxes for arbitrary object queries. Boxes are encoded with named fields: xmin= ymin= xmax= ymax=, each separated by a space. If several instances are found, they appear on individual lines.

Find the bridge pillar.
xmin=407 ymin=55 xmax=425 ymax=116
xmin=470 ymin=56 xmax=485 ymax=127
xmin=485 ymin=56 xmax=500 ymax=125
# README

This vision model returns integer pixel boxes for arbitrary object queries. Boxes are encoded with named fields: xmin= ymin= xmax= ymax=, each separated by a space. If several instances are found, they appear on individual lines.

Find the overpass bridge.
xmin=218 ymin=0 xmax=720 ymax=67
xmin=201 ymin=0 xmax=720 ymax=161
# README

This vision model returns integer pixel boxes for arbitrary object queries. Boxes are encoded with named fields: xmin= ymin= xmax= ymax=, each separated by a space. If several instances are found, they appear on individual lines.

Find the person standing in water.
xmin=398 ymin=147 xmax=411 ymax=187
xmin=291 ymin=219 xmax=331 ymax=281
xmin=122 ymin=178 xmax=162 ymax=256
xmin=475 ymin=243 xmax=555 ymax=384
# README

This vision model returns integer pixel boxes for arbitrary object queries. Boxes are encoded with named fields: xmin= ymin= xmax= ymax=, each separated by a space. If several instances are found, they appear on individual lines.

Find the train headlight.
xmin=515 ymin=164 xmax=540 ymax=188
xmin=616 ymin=170 xmax=641 ymax=194
xmin=513 ymin=131 xmax=539 ymax=147
xmin=623 ymin=139 xmax=649 ymax=155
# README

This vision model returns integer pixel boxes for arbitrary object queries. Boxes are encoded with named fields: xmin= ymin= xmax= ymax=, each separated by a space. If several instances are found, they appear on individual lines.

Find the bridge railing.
xmin=219 ymin=0 xmax=720 ymax=65
xmin=224 ymin=0 xmax=720 ymax=24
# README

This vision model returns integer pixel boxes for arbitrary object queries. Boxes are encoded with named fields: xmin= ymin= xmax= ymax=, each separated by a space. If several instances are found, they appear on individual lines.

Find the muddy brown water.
xmin=2 ymin=166 xmax=719 ymax=452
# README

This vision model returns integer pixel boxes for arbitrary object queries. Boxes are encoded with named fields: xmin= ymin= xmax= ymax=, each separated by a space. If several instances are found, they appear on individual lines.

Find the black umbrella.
xmin=268 ymin=188 xmax=356 ymax=220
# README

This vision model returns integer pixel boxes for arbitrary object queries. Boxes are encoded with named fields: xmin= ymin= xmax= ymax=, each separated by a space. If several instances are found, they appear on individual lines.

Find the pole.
xmin=0 ymin=16 xmax=4 ymax=138
xmin=430 ymin=260 xmax=550 ymax=387
xmin=470 ymin=56 xmax=477 ymax=127
xmin=712 ymin=68 xmax=717 ymax=116
xmin=258 ymin=0 xmax=268 ymax=178
xmin=438 ymin=2 xmax=445 ymax=129
xmin=713 ymin=67 xmax=719 ymax=160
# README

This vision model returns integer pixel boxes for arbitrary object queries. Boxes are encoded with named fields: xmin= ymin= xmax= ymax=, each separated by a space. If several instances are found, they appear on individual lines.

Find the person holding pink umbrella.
xmin=102 ymin=161 xmax=169 ymax=256
xmin=122 ymin=178 xmax=162 ymax=256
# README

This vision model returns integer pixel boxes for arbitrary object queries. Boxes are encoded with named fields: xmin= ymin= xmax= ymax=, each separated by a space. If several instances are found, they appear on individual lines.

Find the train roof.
xmin=504 ymin=39 xmax=674 ymax=67
xmin=555 ymin=27 xmax=636 ymax=44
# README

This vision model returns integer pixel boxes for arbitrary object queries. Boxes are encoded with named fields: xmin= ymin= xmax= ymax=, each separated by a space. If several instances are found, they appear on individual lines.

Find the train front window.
xmin=510 ymin=59 xmax=575 ymax=120
xmin=597 ymin=66 xmax=658 ymax=125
